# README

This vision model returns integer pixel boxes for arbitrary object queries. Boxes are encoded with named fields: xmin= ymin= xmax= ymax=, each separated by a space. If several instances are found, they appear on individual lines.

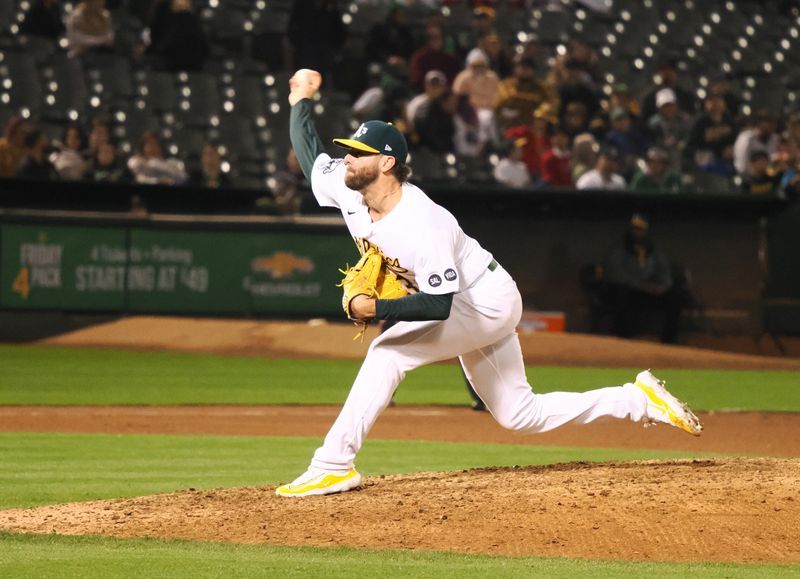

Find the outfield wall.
xmin=0 ymin=177 xmax=796 ymax=333
xmin=0 ymin=216 xmax=356 ymax=317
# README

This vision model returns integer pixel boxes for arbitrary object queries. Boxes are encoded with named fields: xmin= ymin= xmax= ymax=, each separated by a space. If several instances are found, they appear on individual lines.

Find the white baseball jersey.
xmin=311 ymin=153 xmax=494 ymax=295
xmin=303 ymin=153 xmax=649 ymax=476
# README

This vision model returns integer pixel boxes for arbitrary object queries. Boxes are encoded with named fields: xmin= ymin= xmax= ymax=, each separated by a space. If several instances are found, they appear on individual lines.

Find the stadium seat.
xmin=40 ymin=54 xmax=87 ymax=121
xmin=83 ymin=53 xmax=133 ymax=110
xmin=166 ymin=125 xmax=206 ymax=160
xmin=113 ymin=105 xmax=161 ymax=146
xmin=533 ymin=10 xmax=570 ymax=46
xmin=175 ymin=71 xmax=220 ymax=127
xmin=224 ymin=73 xmax=267 ymax=118
xmin=205 ymin=5 xmax=250 ymax=55
xmin=212 ymin=113 xmax=260 ymax=162
xmin=16 ymin=35 xmax=57 ymax=64
xmin=135 ymin=70 xmax=178 ymax=114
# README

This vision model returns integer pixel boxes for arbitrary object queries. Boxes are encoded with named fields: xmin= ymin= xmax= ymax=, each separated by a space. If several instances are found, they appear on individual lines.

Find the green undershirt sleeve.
xmin=375 ymin=292 xmax=454 ymax=321
xmin=289 ymin=99 xmax=326 ymax=180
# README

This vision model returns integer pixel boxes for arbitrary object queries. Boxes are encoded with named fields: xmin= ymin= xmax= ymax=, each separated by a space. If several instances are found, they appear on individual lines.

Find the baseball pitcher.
xmin=276 ymin=69 xmax=702 ymax=498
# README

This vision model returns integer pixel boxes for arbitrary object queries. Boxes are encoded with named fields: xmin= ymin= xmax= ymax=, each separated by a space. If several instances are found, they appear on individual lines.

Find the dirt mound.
xmin=40 ymin=316 xmax=800 ymax=370
xmin=1 ymin=458 xmax=798 ymax=563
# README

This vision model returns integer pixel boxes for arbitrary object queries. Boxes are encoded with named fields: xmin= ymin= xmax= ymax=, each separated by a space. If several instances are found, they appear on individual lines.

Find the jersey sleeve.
xmin=310 ymin=153 xmax=352 ymax=209
xmin=414 ymin=217 xmax=460 ymax=295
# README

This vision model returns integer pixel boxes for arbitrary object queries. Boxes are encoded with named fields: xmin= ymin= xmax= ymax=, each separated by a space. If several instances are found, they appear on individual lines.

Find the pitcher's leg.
xmin=461 ymin=332 xmax=649 ymax=433
xmin=309 ymin=316 xmax=471 ymax=471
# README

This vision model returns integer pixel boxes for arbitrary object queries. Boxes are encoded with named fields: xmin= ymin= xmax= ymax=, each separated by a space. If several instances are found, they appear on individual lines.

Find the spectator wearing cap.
xmin=453 ymin=48 xmax=500 ymax=112
xmin=571 ymin=132 xmax=598 ymax=183
xmin=629 ymin=147 xmax=682 ymax=193
xmin=494 ymin=54 xmax=559 ymax=131
xmin=640 ymin=55 xmax=696 ymax=123
xmin=590 ymin=83 xmax=641 ymax=136
xmin=646 ymin=87 xmax=693 ymax=174
xmin=406 ymin=69 xmax=448 ymax=134
xmin=733 ymin=110 xmax=780 ymax=177
xmin=493 ymin=137 xmax=532 ymax=189
xmin=414 ymin=88 xmax=457 ymax=153
xmin=601 ymin=214 xmax=685 ymax=343
xmin=16 ymin=130 xmax=60 ymax=181
xmin=408 ymin=23 xmax=461 ymax=92
xmin=504 ymin=102 xmax=555 ymax=180
xmin=604 ymin=106 xmax=649 ymax=181
xmin=576 ymin=146 xmax=626 ymax=190
xmin=538 ymin=125 xmax=573 ymax=188
xmin=685 ymin=90 xmax=737 ymax=177
xmin=741 ymin=150 xmax=780 ymax=196
xmin=65 ymin=0 xmax=115 ymax=58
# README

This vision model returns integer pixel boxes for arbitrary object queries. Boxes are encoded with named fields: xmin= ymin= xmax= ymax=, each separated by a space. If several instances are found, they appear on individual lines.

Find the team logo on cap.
xmin=444 ymin=268 xmax=457 ymax=281
xmin=428 ymin=273 xmax=442 ymax=287
xmin=354 ymin=124 xmax=368 ymax=138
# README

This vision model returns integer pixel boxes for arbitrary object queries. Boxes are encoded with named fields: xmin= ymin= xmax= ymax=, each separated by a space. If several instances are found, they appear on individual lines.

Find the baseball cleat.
xmin=275 ymin=467 xmax=362 ymax=498
xmin=634 ymin=370 xmax=703 ymax=436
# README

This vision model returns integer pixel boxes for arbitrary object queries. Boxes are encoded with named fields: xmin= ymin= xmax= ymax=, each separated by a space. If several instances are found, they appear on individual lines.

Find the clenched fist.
xmin=288 ymin=69 xmax=322 ymax=106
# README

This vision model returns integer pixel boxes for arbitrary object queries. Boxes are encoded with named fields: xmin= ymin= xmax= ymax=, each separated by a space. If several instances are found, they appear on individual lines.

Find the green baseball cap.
xmin=333 ymin=120 xmax=408 ymax=163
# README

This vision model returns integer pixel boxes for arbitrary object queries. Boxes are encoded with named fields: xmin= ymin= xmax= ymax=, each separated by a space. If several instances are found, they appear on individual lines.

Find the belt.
xmin=487 ymin=259 xmax=498 ymax=272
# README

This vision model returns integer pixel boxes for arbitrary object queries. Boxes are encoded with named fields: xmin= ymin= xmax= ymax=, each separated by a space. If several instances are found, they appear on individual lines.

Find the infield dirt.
xmin=2 ymin=316 xmax=800 ymax=563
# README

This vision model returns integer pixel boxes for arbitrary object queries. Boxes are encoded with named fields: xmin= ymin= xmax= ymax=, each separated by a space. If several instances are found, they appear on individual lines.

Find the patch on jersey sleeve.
xmin=444 ymin=268 xmax=457 ymax=281
xmin=319 ymin=158 xmax=343 ymax=173
xmin=428 ymin=273 xmax=442 ymax=287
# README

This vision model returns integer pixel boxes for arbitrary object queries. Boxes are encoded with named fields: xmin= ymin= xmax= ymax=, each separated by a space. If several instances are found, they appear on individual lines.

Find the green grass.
xmin=0 ymin=432 xmax=714 ymax=509
xmin=0 ymin=344 xmax=796 ymax=576
xmin=1 ymin=345 xmax=799 ymax=411
xmin=1 ymin=533 xmax=797 ymax=579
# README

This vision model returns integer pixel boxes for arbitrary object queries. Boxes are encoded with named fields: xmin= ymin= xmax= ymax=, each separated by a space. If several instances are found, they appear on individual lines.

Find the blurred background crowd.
xmin=1 ymin=0 xmax=800 ymax=212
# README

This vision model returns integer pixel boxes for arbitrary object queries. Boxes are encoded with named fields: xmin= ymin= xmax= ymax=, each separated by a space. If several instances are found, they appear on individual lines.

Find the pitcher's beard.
xmin=345 ymin=165 xmax=380 ymax=190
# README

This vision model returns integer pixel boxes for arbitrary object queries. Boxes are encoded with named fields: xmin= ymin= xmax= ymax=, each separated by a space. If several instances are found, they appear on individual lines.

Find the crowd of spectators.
xmin=3 ymin=0 xmax=800 ymax=206
xmin=350 ymin=4 xmax=800 ymax=201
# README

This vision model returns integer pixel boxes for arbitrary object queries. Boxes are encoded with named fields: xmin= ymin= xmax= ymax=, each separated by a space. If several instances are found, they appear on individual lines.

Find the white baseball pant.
xmin=310 ymin=264 xmax=649 ymax=472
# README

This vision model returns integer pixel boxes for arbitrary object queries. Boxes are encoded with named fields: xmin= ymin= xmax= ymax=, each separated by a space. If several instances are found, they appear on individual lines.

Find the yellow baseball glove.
xmin=338 ymin=247 xmax=408 ymax=340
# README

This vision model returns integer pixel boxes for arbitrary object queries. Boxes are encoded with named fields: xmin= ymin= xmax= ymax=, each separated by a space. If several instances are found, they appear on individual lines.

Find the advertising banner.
xmin=0 ymin=224 xmax=127 ymax=309
xmin=0 ymin=223 xmax=357 ymax=317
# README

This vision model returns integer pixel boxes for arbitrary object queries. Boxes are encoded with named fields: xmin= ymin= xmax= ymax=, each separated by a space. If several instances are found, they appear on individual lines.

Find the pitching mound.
xmin=1 ymin=458 xmax=798 ymax=563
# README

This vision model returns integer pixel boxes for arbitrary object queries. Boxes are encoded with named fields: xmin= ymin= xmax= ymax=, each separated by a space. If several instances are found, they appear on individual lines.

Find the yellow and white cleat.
xmin=635 ymin=370 xmax=703 ymax=436
xmin=275 ymin=468 xmax=362 ymax=498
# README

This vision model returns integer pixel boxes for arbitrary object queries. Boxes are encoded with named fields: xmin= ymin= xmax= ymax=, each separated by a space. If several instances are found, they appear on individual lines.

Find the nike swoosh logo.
xmin=347 ymin=210 xmax=356 ymax=215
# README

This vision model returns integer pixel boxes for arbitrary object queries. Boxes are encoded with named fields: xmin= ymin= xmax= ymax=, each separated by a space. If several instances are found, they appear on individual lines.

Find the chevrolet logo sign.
xmin=251 ymin=252 xmax=314 ymax=279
